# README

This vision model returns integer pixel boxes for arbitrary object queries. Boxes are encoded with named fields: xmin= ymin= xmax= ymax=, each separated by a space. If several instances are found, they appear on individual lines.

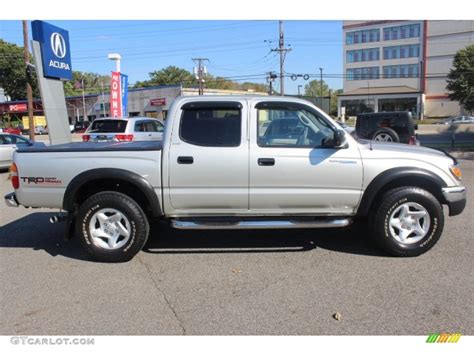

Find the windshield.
xmin=88 ymin=120 xmax=127 ymax=133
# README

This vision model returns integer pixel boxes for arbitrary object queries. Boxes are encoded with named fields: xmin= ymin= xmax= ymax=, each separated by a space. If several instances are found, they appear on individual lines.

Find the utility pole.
xmin=298 ymin=85 xmax=303 ymax=96
xmin=271 ymin=21 xmax=291 ymax=96
xmin=319 ymin=67 xmax=323 ymax=109
xmin=101 ymin=81 xmax=106 ymax=117
xmin=192 ymin=58 xmax=209 ymax=95
xmin=22 ymin=20 xmax=34 ymax=141
xmin=81 ymin=78 xmax=87 ymax=121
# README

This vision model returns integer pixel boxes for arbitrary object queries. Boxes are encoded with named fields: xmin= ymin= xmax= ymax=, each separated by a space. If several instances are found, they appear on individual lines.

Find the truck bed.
xmin=13 ymin=140 xmax=162 ymax=209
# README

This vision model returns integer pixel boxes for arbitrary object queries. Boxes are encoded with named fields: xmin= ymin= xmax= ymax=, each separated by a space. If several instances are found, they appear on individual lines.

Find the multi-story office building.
xmin=338 ymin=20 xmax=474 ymax=119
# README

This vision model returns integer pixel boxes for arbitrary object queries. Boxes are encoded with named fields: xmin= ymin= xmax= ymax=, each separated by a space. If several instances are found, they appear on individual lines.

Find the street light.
xmin=108 ymin=53 xmax=121 ymax=72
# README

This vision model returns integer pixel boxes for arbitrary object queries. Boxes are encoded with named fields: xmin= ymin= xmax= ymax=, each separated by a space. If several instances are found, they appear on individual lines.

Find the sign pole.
xmin=22 ymin=20 xmax=35 ymax=141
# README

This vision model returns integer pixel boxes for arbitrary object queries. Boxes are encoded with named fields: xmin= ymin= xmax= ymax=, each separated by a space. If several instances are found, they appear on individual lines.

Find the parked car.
xmin=356 ymin=112 xmax=418 ymax=145
xmin=0 ymin=133 xmax=45 ymax=169
xmin=73 ymin=121 xmax=91 ymax=133
xmin=0 ymin=127 xmax=22 ymax=135
xmin=5 ymin=96 xmax=465 ymax=262
xmin=69 ymin=124 xmax=75 ymax=133
xmin=436 ymin=116 xmax=474 ymax=125
xmin=34 ymin=125 xmax=48 ymax=135
xmin=82 ymin=117 xmax=164 ymax=142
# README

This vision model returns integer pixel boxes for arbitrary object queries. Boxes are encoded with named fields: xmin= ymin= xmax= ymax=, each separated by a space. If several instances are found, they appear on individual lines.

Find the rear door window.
xmin=89 ymin=120 xmax=127 ymax=133
xmin=180 ymin=108 xmax=241 ymax=147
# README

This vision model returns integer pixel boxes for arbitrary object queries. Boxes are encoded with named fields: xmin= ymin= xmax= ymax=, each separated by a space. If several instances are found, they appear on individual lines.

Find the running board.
xmin=171 ymin=218 xmax=352 ymax=230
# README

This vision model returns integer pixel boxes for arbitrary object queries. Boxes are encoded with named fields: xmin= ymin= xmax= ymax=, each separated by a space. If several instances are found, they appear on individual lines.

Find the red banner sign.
xmin=110 ymin=71 xmax=122 ymax=118
xmin=150 ymin=98 xmax=166 ymax=106
xmin=8 ymin=103 xmax=27 ymax=112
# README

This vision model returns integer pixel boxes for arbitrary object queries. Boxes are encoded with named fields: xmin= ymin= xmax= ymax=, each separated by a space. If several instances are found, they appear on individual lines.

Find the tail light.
xmin=114 ymin=134 xmax=134 ymax=142
xmin=82 ymin=134 xmax=90 ymax=142
xmin=408 ymin=135 xmax=417 ymax=145
xmin=11 ymin=163 xmax=19 ymax=189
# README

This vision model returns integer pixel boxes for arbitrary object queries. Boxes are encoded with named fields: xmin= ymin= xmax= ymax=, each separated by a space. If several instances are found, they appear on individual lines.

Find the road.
xmin=0 ymin=162 xmax=473 ymax=335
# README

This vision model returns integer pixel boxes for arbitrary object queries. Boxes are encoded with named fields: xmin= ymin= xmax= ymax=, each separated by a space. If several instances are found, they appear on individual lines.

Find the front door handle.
xmin=258 ymin=158 xmax=275 ymax=166
xmin=177 ymin=156 xmax=194 ymax=164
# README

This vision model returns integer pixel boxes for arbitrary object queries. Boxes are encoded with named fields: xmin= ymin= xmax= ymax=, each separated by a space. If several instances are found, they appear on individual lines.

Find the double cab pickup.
xmin=5 ymin=96 xmax=466 ymax=262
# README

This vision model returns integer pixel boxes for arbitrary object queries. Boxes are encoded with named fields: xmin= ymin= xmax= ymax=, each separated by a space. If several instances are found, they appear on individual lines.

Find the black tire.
xmin=369 ymin=187 xmax=444 ymax=257
xmin=372 ymin=127 xmax=400 ymax=143
xmin=75 ymin=191 xmax=150 ymax=262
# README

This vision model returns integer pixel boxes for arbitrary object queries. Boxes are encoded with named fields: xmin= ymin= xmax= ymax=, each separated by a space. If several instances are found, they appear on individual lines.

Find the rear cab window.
xmin=89 ymin=120 xmax=127 ymax=133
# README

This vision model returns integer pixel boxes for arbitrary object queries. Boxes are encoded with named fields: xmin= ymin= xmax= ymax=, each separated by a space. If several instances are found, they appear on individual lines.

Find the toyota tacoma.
xmin=4 ymin=96 xmax=466 ymax=262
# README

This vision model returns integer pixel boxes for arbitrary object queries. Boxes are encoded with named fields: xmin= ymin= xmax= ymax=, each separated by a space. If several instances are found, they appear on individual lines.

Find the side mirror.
xmin=322 ymin=129 xmax=347 ymax=148
xmin=333 ymin=129 xmax=347 ymax=148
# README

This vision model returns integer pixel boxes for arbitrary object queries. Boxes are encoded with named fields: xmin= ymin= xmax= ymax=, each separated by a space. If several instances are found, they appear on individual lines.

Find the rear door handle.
xmin=258 ymin=158 xmax=275 ymax=166
xmin=177 ymin=156 xmax=194 ymax=164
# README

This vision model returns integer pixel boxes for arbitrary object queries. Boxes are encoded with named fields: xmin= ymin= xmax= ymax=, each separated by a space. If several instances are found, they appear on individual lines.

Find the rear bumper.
xmin=442 ymin=186 xmax=466 ymax=216
xmin=4 ymin=192 xmax=19 ymax=207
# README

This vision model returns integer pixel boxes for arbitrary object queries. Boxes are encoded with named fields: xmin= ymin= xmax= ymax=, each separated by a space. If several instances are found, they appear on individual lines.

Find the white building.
xmin=338 ymin=20 xmax=474 ymax=119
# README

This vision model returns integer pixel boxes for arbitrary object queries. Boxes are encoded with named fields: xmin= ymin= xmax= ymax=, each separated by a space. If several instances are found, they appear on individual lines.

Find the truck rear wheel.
xmin=76 ymin=191 xmax=150 ymax=262
xmin=369 ymin=187 xmax=444 ymax=257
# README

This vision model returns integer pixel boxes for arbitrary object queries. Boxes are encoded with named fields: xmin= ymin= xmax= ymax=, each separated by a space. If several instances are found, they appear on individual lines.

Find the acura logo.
xmin=50 ymin=32 xmax=66 ymax=59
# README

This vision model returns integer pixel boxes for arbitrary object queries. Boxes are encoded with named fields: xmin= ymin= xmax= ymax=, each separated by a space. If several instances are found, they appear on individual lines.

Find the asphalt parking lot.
xmin=0 ymin=162 xmax=473 ymax=335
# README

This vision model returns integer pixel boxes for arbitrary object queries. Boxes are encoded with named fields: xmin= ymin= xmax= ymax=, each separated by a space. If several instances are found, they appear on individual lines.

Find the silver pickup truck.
xmin=5 ymin=96 xmax=466 ymax=262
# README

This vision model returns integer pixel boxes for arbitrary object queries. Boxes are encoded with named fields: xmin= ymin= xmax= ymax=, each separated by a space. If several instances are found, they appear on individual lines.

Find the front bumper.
xmin=4 ymin=192 xmax=19 ymax=207
xmin=442 ymin=186 xmax=466 ymax=216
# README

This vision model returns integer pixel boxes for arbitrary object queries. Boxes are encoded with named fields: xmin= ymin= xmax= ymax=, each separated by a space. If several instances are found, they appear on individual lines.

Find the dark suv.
xmin=73 ymin=121 xmax=91 ymax=133
xmin=355 ymin=112 xmax=418 ymax=145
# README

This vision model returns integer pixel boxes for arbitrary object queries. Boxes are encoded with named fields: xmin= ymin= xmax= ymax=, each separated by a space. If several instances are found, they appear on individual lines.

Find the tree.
xmin=304 ymin=79 xmax=330 ymax=97
xmin=446 ymin=44 xmax=474 ymax=112
xmin=134 ymin=65 xmax=268 ymax=93
xmin=0 ymin=39 xmax=39 ymax=100
xmin=63 ymin=71 xmax=110 ymax=97
xmin=330 ymin=89 xmax=343 ymax=116
xmin=135 ymin=65 xmax=196 ymax=87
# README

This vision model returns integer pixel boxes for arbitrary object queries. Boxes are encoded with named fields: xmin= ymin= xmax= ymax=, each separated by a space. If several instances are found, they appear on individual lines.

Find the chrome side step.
xmin=171 ymin=218 xmax=352 ymax=230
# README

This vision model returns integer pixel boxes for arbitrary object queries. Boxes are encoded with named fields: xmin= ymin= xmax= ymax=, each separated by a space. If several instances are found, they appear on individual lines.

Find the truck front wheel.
xmin=76 ymin=191 xmax=150 ymax=262
xmin=369 ymin=187 xmax=444 ymax=257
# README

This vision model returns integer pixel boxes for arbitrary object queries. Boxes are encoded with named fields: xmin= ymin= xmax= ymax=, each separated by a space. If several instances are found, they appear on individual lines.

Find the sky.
xmin=0 ymin=20 xmax=343 ymax=95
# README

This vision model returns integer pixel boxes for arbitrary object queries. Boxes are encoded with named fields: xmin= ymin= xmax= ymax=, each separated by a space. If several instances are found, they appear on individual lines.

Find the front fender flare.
xmin=356 ymin=167 xmax=447 ymax=217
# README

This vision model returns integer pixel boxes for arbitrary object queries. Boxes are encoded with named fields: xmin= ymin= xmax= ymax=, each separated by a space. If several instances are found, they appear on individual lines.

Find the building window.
xmin=383 ymin=23 xmax=421 ymax=40
xmin=383 ymin=64 xmax=419 ymax=78
xmin=346 ymin=67 xmax=380 ymax=81
xmin=340 ymin=99 xmax=375 ymax=116
xmin=383 ymin=44 xmax=420 ymax=59
xmin=346 ymin=48 xmax=380 ymax=63
xmin=346 ymin=28 xmax=380 ymax=45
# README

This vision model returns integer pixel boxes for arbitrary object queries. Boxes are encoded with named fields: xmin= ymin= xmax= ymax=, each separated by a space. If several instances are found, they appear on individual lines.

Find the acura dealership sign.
xmin=31 ymin=21 xmax=72 ymax=80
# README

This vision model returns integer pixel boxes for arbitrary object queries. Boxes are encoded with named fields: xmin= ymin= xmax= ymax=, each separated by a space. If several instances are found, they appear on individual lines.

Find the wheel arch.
xmin=63 ymin=168 xmax=163 ymax=218
xmin=357 ymin=167 xmax=447 ymax=217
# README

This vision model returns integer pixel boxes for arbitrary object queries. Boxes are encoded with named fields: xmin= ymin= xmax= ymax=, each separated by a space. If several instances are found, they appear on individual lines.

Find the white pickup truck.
xmin=5 ymin=96 xmax=466 ymax=262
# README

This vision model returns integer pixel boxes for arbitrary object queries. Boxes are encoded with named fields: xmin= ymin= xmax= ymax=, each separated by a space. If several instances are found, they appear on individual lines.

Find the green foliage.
xmin=330 ymin=88 xmax=343 ymax=116
xmin=447 ymin=44 xmax=474 ymax=112
xmin=134 ymin=65 xmax=196 ymax=87
xmin=0 ymin=39 xmax=39 ymax=100
xmin=63 ymin=71 xmax=110 ymax=97
xmin=304 ymin=79 xmax=330 ymax=97
xmin=134 ymin=65 xmax=268 ymax=92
